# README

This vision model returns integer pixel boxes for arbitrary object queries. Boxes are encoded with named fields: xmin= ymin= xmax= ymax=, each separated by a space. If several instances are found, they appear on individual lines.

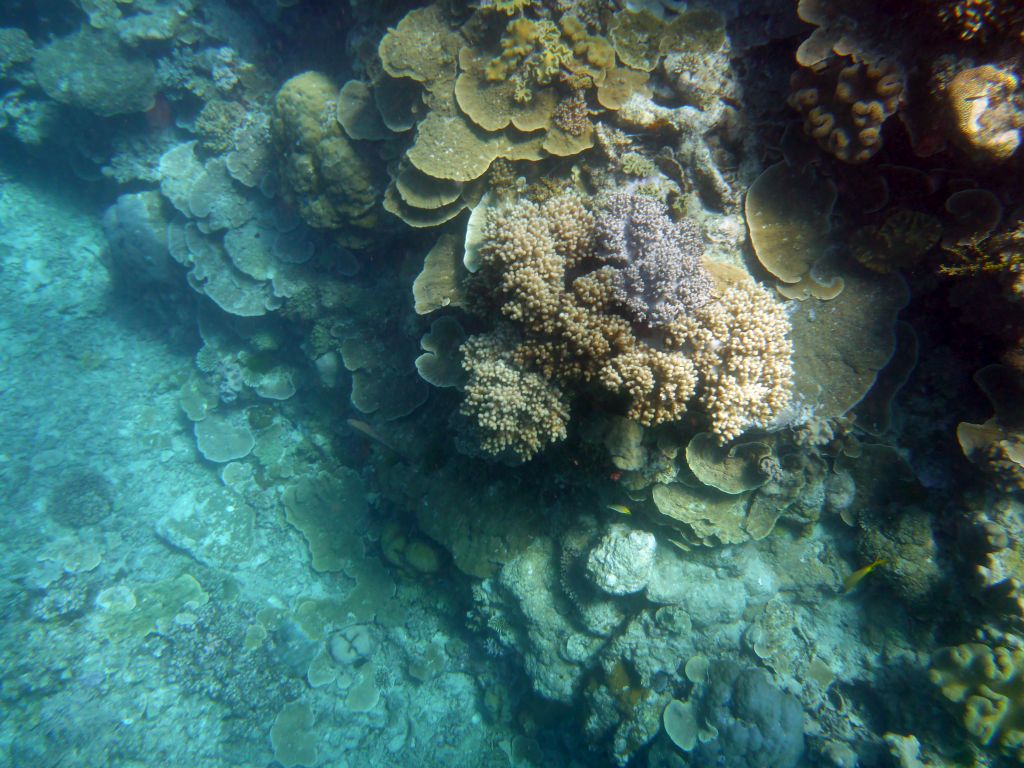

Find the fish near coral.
xmin=843 ymin=558 xmax=886 ymax=594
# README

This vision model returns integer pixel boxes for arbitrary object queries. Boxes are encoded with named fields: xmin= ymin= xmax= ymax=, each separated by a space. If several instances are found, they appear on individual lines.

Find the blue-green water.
xmin=2 ymin=1 xmax=1023 ymax=766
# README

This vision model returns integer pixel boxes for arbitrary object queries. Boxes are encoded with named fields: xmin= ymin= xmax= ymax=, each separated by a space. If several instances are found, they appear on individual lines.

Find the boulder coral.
xmin=272 ymin=72 xmax=384 ymax=232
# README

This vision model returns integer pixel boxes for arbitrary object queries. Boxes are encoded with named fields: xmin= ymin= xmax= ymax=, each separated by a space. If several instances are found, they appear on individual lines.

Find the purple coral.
xmin=595 ymin=192 xmax=713 ymax=328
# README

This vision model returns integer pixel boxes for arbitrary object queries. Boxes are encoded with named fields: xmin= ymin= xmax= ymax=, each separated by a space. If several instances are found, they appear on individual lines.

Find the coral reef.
xmin=11 ymin=1 xmax=1024 ymax=767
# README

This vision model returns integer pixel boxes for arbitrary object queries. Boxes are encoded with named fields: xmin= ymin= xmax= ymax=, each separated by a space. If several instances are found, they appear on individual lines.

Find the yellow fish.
xmin=843 ymin=558 xmax=886 ymax=594
xmin=607 ymin=504 xmax=632 ymax=516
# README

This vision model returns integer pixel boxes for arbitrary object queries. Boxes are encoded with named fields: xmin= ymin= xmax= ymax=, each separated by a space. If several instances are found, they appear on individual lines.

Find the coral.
xmin=685 ymin=432 xmax=773 ymax=494
xmin=560 ymin=14 xmax=616 ymax=72
xmin=650 ymin=482 xmax=751 ymax=546
xmin=340 ymin=331 xmax=430 ymax=421
xmin=272 ymin=71 xmax=383 ymax=231
xmin=336 ymin=79 xmax=388 ymax=141
xmin=744 ymin=162 xmax=838 ymax=286
xmin=270 ymin=701 xmax=317 ymax=768
xmin=415 ymin=316 xmax=468 ymax=388
xmin=932 ymin=0 xmax=1024 ymax=42
xmin=552 ymin=90 xmax=592 ymax=137
xmin=194 ymin=414 xmax=255 ymax=463
xmin=484 ymin=537 xmax=601 ymax=701
xmin=663 ymin=48 xmax=738 ymax=112
xmin=102 ymin=191 xmax=180 ymax=287
xmin=479 ymin=194 xmax=596 ymax=332
xmin=930 ymin=643 xmax=1024 ymax=761
xmin=406 ymin=112 xmax=504 ymax=182
xmin=194 ymin=99 xmax=248 ymax=154
xmin=157 ymin=487 xmax=255 ymax=569
xmin=413 ymin=234 xmax=468 ymax=315
xmin=943 ymin=65 xmax=1022 ymax=162
xmin=788 ymin=56 xmax=904 ymax=164
xmin=857 ymin=504 xmax=941 ymax=604
xmin=378 ymin=5 xmax=460 ymax=88
xmin=485 ymin=18 xmax=572 ymax=102
xmin=595 ymin=192 xmax=713 ymax=327
xmin=609 ymin=8 xmax=724 ymax=73
xmin=957 ymin=365 xmax=1024 ymax=492
xmin=460 ymin=332 xmax=571 ymax=462
xmin=942 ymin=218 xmax=1024 ymax=280
xmin=585 ymin=524 xmax=657 ymax=595
xmin=668 ymin=282 xmax=794 ymax=443
xmin=456 ymin=46 xmax=559 ymax=132
xmin=689 ymin=663 xmax=805 ymax=768
xmin=0 ymin=28 xmax=33 ymax=77
xmin=787 ymin=268 xmax=909 ymax=420
xmin=283 ymin=470 xmax=367 ymax=573
xmin=159 ymin=138 xmax=313 ymax=317
xmin=48 ymin=469 xmax=114 ymax=527
xmin=458 ymin=194 xmax=792 ymax=453
xmin=395 ymin=164 xmax=464 ymax=211
xmin=599 ymin=346 xmax=697 ymax=426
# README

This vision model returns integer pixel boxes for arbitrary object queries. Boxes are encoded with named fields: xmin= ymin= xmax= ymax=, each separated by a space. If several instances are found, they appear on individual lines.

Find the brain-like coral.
xmin=931 ymin=643 xmax=1024 ymax=761
xmin=943 ymin=65 xmax=1022 ymax=162
xmin=788 ymin=56 xmax=904 ymax=164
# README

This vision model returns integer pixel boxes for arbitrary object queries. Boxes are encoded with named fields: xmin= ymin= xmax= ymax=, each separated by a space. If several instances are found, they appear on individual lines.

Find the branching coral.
xmin=458 ymin=194 xmax=794 ymax=456
xmin=941 ymin=216 xmax=1024 ymax=291
xmin=667 ymin=283 xmax=794 ymax=443
xmin=599 ymin=347 xmax=697 ymax=425
xmin=595 ymin=192 xmax=713 ymax=327
xmin=459 ymin=331 xmax=570 ymax=462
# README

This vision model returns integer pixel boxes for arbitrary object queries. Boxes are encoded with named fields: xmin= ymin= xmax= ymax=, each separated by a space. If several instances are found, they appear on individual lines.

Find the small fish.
xmin=346 ymin=418 xmax=398 ymax=453
xmin=843 ymin=558 xmax=886 ymax=594
xmin=607 ymin=504 xmax=632 ymax=516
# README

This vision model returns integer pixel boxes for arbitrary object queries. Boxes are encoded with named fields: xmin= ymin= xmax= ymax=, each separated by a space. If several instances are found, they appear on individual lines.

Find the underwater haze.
xmin=2 ymin=0 xmax=1024 ymax=766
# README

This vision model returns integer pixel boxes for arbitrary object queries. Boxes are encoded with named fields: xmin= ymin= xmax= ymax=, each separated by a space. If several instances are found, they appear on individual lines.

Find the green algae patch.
xmin=270 ymin=700 xmax=317 ymax=768
xmin=96 ymin=574 xmax=208 ymax=641
xmin=283 ymin=470 xmax=367 ymax=572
